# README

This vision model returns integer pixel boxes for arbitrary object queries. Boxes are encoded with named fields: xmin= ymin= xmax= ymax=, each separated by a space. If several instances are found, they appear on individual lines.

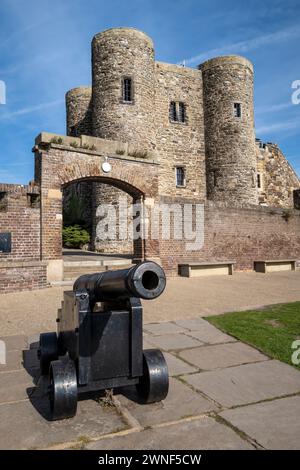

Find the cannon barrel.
xmin=73 ymin=261 xmax=166 ymax=301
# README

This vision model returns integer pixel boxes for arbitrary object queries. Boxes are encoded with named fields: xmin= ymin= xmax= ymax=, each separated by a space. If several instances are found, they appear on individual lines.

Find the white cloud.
xmin=0 ymin=99 xmax=63 ymax=120
xmin=182 ymin=24 xmax=300 ymax=66
xmin=256 ymin=119 xmax=300 ymax=134
xmin=255 ymin=102 xmax=294 ymax=115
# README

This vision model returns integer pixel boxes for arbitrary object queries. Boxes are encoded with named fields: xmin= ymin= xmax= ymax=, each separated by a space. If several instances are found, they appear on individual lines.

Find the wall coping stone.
xmin=0 ymin=260 xmax=47 ymax=269
xmin=34 ymin=133 xmax=159 ymax=165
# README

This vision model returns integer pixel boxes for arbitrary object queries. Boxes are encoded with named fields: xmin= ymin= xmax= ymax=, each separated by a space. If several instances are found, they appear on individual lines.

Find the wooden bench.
xmin=254 ymin=260 xmax=296 ymax=273
xmin=178 ymin=261 xmax=235 ymax=277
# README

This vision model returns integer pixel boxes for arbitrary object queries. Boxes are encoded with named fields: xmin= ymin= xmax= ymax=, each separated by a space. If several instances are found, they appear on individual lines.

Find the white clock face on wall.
xmin=102 ymin=160 xmax=112 ymax=173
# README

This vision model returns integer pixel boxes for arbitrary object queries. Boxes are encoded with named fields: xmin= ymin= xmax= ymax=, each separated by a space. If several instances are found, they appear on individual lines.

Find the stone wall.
xmin=201 ymin=56 xmax=258 ymax=205
xmin=92 ymin=28 xmax=156 ymax=152
xmin=154 ymin=62 xmax=206 ymax=200
xmin=91 ymin=183 xmax=133 ymax=254
xmin=159 ymin=198 xmax=300 ymax=275
xmin=66 ymin=87 xmax=92 ymax=137
xmin=0 ymin=183 xmax=47 ymax=293
xmin=256 ymin=143 xmax=300 ymax=208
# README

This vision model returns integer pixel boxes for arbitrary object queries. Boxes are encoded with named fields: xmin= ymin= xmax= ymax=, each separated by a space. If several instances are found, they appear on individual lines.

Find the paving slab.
xmin=175 ymin=318 xmax=216 ymax=331
xmin=144 ymin=322 xmax=187 ymax=336
xmin=87 ymin=416 xmax=254 ymax=450
xmin=176 ymin=318 xmax=236 ymax=344
xmin=117 ymin=377 xmax=217 ymax=427
xmin=145 ymin=333 xmax=202 ymax=351
xmin=220 ymin=395 xmax=300 ymax=450
xmin=183 ymin=360 xmax=300 ymax=408
xmin=0 ymin=349 xmax=23 ymax=372
xmin=162 ymin=352 xmax=198 ymax=376
xmin=0 ymin=370 xmax=35 ymax=403
xmin=0 ymin=397 xmax=128 ymax=450
xmin=179 ymin=342 xmax=268 ymax=371
xmin=0 ymin=335 xmax=27 ymax=351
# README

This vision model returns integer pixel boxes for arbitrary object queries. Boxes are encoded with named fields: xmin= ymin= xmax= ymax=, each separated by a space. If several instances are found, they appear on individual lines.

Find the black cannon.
xmin=38 ymin=261 xmax=169 ymax=420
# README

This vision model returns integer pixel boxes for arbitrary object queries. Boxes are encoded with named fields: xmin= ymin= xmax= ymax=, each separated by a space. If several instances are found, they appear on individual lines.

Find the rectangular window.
xmin=234 ymin=102 xmax=242 ymax=118
xmin=170 ymin=102 xmax=186 ymax=123
xmin=176 ymin=167 xmax=185 ymax=187
xmin=122 ymin=78 xmax=132 ymax=102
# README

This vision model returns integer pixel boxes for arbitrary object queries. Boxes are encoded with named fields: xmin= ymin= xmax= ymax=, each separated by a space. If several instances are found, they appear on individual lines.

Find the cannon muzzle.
xmin=73 ymin=261 xmax=166 ymax=301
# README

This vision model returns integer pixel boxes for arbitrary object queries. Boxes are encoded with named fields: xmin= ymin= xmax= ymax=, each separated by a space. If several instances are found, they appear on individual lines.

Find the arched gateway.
xmin=35 ymin=133 xmax=160 ymax=281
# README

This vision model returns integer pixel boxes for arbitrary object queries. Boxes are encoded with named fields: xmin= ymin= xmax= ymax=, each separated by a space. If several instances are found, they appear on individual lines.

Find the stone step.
xmin=63 ymin=262 xmax=134 ymax=281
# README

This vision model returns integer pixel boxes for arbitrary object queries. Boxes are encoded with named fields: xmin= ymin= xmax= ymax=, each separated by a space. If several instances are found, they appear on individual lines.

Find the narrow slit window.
xmin=122 ymin=78 xmax=132 ymax=102
xmin=234 ymin=102 xmax=242 ymax=118
xmin=212 ymin=170 xmax=218 ymax=187
xmin=176 ymin=167 xmax=185 ymax=187
xmin=169 ymin=101 xmax=177 ymax=122
xmin=257 ymin=173 xmax=261 ymax=189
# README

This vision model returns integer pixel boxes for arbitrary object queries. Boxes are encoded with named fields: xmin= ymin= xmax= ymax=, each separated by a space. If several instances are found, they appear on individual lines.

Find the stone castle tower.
xmin=64 ymin=27 xmax=299 ymax=252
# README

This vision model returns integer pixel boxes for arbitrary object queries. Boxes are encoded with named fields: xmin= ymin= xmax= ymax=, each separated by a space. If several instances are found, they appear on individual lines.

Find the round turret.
xmin=91 ymin=27 xmax=156 ymax=151
xmin=200 ymin=56 xmax=258 ymax=205
xmin=66 ymin=87 xmax=92 ymax=137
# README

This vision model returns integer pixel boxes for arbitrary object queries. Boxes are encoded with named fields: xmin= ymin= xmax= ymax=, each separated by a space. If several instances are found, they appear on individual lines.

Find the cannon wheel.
xmin=137 ymin=349 xmax=169 ymax=403
xmin=38 ymin=332 xmax=58 ymax=375
xmin=49 ymin=358 xmax=78 ymax=420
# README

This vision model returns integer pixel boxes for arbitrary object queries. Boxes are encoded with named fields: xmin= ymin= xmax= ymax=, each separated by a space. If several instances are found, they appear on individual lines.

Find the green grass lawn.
xmin=205 ymin=302 xmax=300 ymax=369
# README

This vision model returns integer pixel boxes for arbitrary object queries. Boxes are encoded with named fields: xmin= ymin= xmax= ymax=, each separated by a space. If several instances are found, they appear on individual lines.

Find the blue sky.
xmin=0 ymin=0 xmax=299 ymax=183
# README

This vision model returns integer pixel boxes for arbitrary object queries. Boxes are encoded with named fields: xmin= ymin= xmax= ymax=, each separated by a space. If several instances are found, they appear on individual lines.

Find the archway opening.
xmin=62 ymin=177 xmax=144 ymax=276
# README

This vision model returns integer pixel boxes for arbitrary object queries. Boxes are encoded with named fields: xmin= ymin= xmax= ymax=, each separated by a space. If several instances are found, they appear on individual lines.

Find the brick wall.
xmin=34 ymin=137 xmax=160 ymax=262
xmin=0 ymin=183 xmax=47 ymax=293
xmin=158 ymin=198 xmax=300 ymax=275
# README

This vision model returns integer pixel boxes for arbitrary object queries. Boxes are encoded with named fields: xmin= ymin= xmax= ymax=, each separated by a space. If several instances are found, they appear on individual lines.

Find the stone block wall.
xmin=154 ymin=62 xmax=206 ymax=200
xmin=91 ymin=183 xmax=133 ymax=254
xmin=201 ymin=56 xmax=258 ymax=205
xmin=66 ymin=87 xmax=92 ymax=137
xmin=256 ymin=143 xmax=300 ymax=208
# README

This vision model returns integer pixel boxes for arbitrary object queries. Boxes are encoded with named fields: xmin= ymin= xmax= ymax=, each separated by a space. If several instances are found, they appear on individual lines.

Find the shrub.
xmin=50 ymin=136 xmax=64 ymax=144
xmin=62 ymin=225 xmax=90 ymax=249
xmin=70 ymin=141 xmax=79 ymax=148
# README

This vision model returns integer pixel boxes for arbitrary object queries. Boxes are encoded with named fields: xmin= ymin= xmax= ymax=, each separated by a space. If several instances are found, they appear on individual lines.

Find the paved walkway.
xmin=0 ymin=318 xmax=299 ymax=450
xmin=1 ymin=271 xmax=300 ymax=336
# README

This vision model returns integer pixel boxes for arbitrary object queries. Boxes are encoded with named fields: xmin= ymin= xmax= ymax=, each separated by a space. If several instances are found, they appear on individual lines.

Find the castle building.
xmin=64 ymin=27 xmax=299 ymax=254
xmin=0 ymin=27 xmax=299 ymax=293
